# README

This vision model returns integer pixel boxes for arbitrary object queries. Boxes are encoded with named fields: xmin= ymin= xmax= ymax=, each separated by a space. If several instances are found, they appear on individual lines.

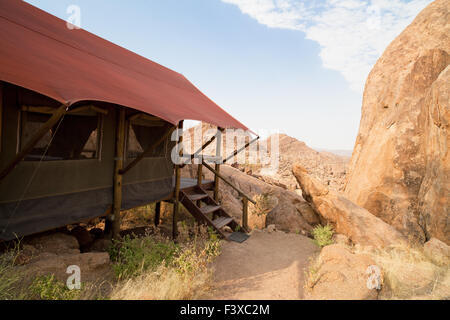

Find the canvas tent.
xmin=0 ymin=0 xmax=253 ymax=241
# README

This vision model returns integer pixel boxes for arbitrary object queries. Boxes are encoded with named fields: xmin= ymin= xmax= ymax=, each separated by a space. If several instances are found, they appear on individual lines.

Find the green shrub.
xmin=109 ymin=235 xmax=179 ymax=280
xmin=312 ymin=224 xmax=334 ymax=248
xmin=29 ymin=275 xmax=81 ymax=300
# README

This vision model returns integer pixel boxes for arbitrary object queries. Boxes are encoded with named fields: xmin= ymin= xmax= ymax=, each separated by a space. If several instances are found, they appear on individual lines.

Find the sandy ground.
xmin=208 ymin=230 xmax=319 ymax=300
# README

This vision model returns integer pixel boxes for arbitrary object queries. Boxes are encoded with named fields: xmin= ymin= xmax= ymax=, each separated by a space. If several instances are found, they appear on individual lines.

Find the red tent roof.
xmin=0 ymin=0 xmax=248 ymax=131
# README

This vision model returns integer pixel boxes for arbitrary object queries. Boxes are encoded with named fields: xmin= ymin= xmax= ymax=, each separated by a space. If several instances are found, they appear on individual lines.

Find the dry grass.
xmin=110 ymin=264 xmax=211 ymax=300
xmin=0 ymin=244 xmax=25 ymax=300
xmin=109 ymin=226 xmax=221 ymax=300
xmin=353 ymin=244 xmax=449 ymax=299
xmin=0 ymin=221 xmax=220 ymax=300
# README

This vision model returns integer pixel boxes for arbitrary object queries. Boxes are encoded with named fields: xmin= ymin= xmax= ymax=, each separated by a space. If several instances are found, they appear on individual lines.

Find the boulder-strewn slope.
xmin=264 ymin=134 xmax=349 ymax=191
xmin=293 ymin=164 xmax=406 ymax=248
xmin=345 ymin=0 xmax=450 ymax=244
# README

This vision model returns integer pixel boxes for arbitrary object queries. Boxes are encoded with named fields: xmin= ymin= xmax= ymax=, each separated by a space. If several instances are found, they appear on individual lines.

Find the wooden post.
xmin=214 ymin=127 xmax=223 ymax=202
xmin=173 ymin=120 xmax=184 ymax=240
xmin=242 ymin=197 xmax=249 ymax=232
xmin=196 ymin=163 xmax=203 ymax=207
xmin=197 ymin=163 xmax=203 ymax=186
xmin=0 ymin=104 xmax=67 ymax=182
xmin=109 ymin=107 xmax=126 ymax=240
xmin=154 ymin=202 xmax=161 ymax=227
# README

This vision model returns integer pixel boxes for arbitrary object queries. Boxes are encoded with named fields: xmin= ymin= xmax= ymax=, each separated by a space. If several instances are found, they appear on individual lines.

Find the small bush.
xmin=29 ymin=275 xmax=81 ymax=300
xmin=312 ymin=224 xmax=334 ymax=248
xmin=109 ymin=234 xmax=179 ymax=280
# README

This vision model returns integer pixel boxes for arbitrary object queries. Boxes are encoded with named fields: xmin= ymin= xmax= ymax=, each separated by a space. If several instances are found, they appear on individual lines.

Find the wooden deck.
xmin=178 ymin=177 xmax=214 ymax=191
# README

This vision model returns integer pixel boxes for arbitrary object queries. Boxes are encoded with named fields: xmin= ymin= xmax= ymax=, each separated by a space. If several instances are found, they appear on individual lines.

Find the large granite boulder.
xmin=344 ymin=0 xmax=449 ymax=244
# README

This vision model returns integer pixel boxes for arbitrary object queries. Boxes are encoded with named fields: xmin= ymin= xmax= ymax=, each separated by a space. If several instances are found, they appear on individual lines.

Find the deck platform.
xmin=177 ymin=177 xmax=214 ymax=191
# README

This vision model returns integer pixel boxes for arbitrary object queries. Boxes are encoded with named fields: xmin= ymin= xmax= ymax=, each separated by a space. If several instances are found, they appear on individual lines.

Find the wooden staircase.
xmin=180 ymin=185 xmax=246 ymax=239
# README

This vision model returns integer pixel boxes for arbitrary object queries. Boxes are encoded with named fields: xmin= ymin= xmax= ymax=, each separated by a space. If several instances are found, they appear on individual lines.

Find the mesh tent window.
xmin=20 ymin=111 xmax=102 ymax=161
xmin=126 ymin=119 xmax=168 ymax=159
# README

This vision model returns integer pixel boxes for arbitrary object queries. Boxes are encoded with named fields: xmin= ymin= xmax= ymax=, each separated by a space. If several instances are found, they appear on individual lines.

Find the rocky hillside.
xmin=184 ymin=126 xmax=350 ymax=192
xmin=344 ymin=0 xmax=449 ymax=245
xmin=250 ymin=134 xmax=349 ymax=192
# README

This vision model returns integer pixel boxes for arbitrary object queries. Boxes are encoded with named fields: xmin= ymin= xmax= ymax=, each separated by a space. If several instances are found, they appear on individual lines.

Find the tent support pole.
xmin=173 ymin=120 xmax=184 ymax=240
xmin=213 ymin=127 xmax=223 ymax=203
xmin=154 ymin=202 xmax=161 ymax=227
xmin=0 ymin=104 xmax=67 ymax=182
xmin=109 ymin=107 xmax=126 ymax=240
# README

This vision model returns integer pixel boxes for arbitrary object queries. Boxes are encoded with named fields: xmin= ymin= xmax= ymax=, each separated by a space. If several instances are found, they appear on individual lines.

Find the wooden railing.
xmin=178 ymin=127 xmax=259 ymax=233
xmin=201 ymin=160 xmax=255 ymax=231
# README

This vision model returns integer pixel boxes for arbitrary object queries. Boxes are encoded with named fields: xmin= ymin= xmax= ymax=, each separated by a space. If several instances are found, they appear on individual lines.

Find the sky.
xmin=25 ymin=0 xmax=431 ymax=150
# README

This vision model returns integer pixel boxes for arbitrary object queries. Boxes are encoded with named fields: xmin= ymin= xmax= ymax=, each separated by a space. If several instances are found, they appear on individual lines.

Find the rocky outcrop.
xmin=293 ymin=164 xmax=406 ymax=247
xmin=344 ymin=0 xmax=450 ymax=244
xmin=305 ymin=244 xmax=380 ymax=300
xmin=182 ymin=164 xmax=320 ymax=234
xmin=423 ymin=238 xmax=450 ymax=266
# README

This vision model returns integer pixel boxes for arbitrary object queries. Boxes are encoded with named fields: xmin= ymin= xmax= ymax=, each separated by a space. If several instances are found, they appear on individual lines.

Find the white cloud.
xmin=221 ymin=0 xmax=432 ymax=92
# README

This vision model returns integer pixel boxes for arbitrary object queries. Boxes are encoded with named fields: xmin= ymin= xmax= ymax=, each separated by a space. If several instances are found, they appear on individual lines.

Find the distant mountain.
xmin=315 ymin=149 xmax=353 ymax=158
xmin=258 ymin=134 xmax=350 ymax=191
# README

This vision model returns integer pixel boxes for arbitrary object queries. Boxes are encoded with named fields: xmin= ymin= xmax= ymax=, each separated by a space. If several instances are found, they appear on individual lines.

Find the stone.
xmin=25 ymin=232 xmax=80 ymax=256
xmin=19 ymin=252 xmax=112 ymax=283
xmin=305 ymin=244 xmax=381 ymax=300
xmin=333 ymin=234 xmax=350 ymax=246
xmin=424 ymin=238 xmax=450 ymax=266
xmin=293 ymin=164 xmax=407 ymax=248
xmin=382 ymin=260 xmax=439 ymax=299
xmin=14 ymin=231 xmax=112 ymax=285
xmin=344 ymin=0 xmax=450 ymax=245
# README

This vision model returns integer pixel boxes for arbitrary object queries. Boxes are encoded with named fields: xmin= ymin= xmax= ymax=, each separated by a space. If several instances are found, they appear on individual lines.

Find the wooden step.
xmin=213 ymin=217 xmax=233 ymax=229
xmin=187 ymin=193 xmax=208 ymax=201
xmin=200 ymin=205 xmax=221 ymax=215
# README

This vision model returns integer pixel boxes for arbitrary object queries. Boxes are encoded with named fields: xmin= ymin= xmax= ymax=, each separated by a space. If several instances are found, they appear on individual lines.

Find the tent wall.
xmin=0 ymin=83 xmax=175 ymax=241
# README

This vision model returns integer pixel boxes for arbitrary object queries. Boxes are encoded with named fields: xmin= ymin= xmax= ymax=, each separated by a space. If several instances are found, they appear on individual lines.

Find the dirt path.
xmin=209 ymin=230 xmax=319 ymax=300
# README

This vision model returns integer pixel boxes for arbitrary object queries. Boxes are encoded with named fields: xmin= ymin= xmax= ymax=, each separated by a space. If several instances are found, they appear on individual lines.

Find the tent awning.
xmin=0 ymin=0 xmax=249 ymax=131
